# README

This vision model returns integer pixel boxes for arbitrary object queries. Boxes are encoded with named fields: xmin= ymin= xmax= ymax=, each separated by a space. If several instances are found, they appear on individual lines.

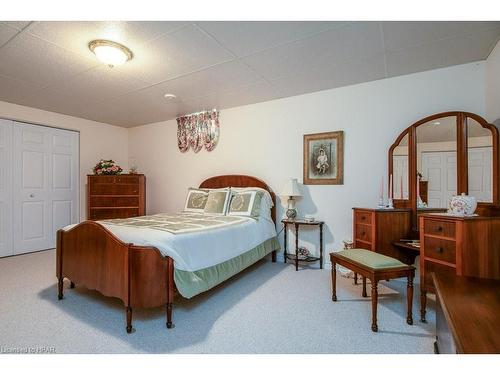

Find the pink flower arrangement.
xmin=93 ymin=159 xmax=123 ymax=175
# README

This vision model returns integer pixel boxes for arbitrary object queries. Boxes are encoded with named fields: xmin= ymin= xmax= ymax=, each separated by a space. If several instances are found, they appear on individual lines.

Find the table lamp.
xmin=280 ymin=178 xmax=302 ymax=220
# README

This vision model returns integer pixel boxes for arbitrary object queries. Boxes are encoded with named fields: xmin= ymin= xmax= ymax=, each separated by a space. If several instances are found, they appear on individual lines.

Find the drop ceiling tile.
xmin=38 ymin=65 xmax=148 ymax=102
xmin=0 ymin=21 xmax=32 ymax=31
xmin=196 ymin=21 xmax=348 ymax=57
xmin=26 ymin=21 xmax=188 ymax=60
xmin=92 ymin=94 xmax=199 ymax=127
xmin=0 ymin=23 xmax=19 ymax=47
xmin=130 ymin=61 xmax=262 ymax=102
xmin=270 ymin=54 xmax=386 ymax=98
xmin=383 ymin=21 xmax=500 ymax=52
xmin=241 ymin=22 xmax=384 ymax=81
xmin=185 ymin=80 xmax=281 ymax=112
xmin=386 ymin=27 xmax=500 ymax=77
xmin=0 ymin=33 xmax=97 ymax=88
xmin=12 ymin=84 xmax=108 ymax=117
xmin=122 ymin=24 xmax=235 ymax=84
xmin=0 ymin=74 xmax=46 ymax=105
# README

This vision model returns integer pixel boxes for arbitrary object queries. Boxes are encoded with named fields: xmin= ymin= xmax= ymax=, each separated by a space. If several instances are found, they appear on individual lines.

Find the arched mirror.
xmin=389 ymin=111 xmax=499 ymax=231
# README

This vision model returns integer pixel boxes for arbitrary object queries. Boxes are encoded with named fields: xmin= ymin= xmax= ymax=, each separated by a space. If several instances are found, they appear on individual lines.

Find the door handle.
xmin=29 ymin=193 xmax=35 ymax=198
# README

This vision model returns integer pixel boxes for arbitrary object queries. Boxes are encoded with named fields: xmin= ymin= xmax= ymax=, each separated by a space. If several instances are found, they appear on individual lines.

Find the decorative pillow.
xmin=231 ymin=187 xmax=274 ymax=208
xmin=184 ymin=188 xmax=209 ymax=212
xmin=203 ymin=189 xmax=232 ymax=215
xmin=228 ymin=190 xmax=264 ymax=218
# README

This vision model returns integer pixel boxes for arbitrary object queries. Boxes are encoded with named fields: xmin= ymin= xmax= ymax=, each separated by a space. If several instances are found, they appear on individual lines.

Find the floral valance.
xmin=177 ymin=110 xmax=220 ymax=152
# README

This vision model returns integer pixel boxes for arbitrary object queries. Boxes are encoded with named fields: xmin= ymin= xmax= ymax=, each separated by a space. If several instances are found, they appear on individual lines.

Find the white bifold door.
xmin=421 ymin=151 xmax=457 ymax=208
xmin=0 ymin=119 xmax=79 ymax=257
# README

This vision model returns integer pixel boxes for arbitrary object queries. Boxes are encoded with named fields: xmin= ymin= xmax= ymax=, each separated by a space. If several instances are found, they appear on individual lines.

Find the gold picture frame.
xmin=303 ymin=131 xmax=344 ymax=185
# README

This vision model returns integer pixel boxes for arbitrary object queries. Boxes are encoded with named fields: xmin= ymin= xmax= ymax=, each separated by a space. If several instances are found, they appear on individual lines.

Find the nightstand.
xmin=282 ymin=219 xmax=324 ymax=271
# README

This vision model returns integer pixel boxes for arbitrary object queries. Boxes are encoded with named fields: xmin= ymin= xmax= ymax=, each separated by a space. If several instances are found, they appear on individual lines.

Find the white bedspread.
xmin=65 ymin=213 xmax=277 ymax=272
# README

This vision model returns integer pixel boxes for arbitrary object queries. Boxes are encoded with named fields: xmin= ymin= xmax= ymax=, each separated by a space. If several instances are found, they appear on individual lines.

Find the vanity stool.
xmin=330 ymin=249 xmax=415 ymax=332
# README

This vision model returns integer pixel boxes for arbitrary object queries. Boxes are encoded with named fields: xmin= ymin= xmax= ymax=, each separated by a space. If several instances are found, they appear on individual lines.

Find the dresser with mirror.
xmin=354 ymin=111 xmax=500 ymax=323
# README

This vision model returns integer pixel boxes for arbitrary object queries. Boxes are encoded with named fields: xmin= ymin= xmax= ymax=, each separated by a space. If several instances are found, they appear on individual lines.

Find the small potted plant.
xmin=93 ymin=159 xmax=123 ymax=175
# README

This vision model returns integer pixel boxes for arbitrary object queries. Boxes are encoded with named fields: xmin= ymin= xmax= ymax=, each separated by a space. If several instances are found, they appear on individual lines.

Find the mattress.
xmin=95 ymin=212 xmax=280 ymax=298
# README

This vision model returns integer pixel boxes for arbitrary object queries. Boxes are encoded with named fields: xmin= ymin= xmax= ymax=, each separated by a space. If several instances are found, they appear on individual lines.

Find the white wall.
xmin=0 ymin=100 xmax=129 ymax=221
xmin=129 ymin=62 xmax=486 ymax=264
xmin=486 ymin=39 xmax=500 ymax=122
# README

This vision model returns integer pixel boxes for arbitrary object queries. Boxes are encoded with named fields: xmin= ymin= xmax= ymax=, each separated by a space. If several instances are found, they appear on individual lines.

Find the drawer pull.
xmin=436 ymin=247 xmax=444 ymax=253
xmin=436 ymin=226 xmax=443 ymax=232
xmin=361 ymin=216 xmax=366 ymax=220
xmin=361 ymin=231 xmax=366 ymax=236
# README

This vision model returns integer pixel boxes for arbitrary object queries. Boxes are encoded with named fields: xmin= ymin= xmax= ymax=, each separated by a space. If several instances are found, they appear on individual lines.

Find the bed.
xmin=56 ymin=175 xmax=279 ymax=333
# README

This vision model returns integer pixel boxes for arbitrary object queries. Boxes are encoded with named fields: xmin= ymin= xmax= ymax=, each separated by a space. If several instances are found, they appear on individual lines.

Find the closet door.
xmin=0 ymin=120 xmax=13 ymax=257
xmin=12 ymin=122 xmax=79 ymax=254
xmin=50 ymin=127 xmax=79 ymax=239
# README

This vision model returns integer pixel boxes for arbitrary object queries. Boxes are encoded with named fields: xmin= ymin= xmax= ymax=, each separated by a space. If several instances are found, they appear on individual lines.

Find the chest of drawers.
xmin=419 ymin=214 xmax=500 ymax=322
xmin=87 ymin=174 xmax=146 ymax=220
xmin=352 ymin=208 xmax=412 ymax=263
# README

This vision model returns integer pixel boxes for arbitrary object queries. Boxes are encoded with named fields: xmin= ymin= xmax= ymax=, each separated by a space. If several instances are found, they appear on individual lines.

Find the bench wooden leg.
xmin=371 ymin=281 xmax=378 ymax=332
xmin=362 ymin=276 xmax=367 ymax=297
xmin=354 ymin=272 xmax=358 ymax=285
xmin=331 ymin=262 xmax=337 ymax=301
xmin=407 ymin=275 xmax=414 ymax=325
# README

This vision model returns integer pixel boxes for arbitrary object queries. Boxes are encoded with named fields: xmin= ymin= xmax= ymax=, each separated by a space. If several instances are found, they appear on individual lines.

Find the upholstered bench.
xmin=330 ymin=249 xmax=415 ymax=332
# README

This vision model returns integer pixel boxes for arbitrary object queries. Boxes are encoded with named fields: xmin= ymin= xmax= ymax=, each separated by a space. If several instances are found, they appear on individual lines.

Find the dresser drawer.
xmin=115 ymin=176 xmax=140 ymax=184
xmin=90 ymin=183 xmax=139 ymax=195
xmin=355 ymin=210 xmax=372 ymax=225
xmin=89 ymin=196 xmax=139 ymax=208
xmin=423 ymin=260 xmax=456 ymax=291
xmin=89 ymin=208 xmax=139 ymax=220
xmin=354 ymin=240 xmax=372 ymax=251
xmin=424 ymin=219 xmax=456 ymax=238
xmin=423 ymin=236 xmax=456 ymax=264
xmin=355 ymin=224 xmax=372 ymax=243
xmin=90 ymin=176 xmax=115 ymax=184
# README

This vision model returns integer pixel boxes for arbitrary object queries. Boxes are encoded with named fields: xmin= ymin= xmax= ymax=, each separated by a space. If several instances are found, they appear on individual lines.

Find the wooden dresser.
xmin=433 ymin=273 xmax=500 ymax=354
xmin=419 ymin=214 xmax=500 ymax=322
xmin=352 ymin=208 xmax=412 ymax=263
xmin=87 ymin=174 xmax=146 ymax=220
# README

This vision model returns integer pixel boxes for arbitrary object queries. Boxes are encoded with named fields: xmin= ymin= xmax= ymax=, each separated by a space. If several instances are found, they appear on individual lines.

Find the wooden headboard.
xmin=199 ymin=175 xmax=276 ymax=224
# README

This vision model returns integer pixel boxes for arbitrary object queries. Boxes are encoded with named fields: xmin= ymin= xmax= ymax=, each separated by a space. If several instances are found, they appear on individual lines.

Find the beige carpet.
xmin=0 ymin=249 xmax=435 ymax=354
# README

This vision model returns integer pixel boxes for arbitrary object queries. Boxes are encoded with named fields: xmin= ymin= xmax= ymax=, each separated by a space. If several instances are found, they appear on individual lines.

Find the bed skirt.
xmin=174 ymin=236 xmax=280 ymax=298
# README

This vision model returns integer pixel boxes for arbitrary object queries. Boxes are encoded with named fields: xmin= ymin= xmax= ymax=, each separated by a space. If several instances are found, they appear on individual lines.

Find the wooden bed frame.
xmin=56 ymin=175 xmax=277 ymax=333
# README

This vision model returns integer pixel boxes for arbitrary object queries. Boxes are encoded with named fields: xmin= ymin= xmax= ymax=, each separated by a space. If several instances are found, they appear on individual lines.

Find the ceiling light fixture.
xmin=164 ymin=94 xmax=177 ymax=100
xmin=88 ymin=39 xmax=133 ymax=67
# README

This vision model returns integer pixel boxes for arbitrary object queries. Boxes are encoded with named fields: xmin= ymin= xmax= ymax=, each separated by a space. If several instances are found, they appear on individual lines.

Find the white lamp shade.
xmin=280 ymin=178 xmax=302 ymax=197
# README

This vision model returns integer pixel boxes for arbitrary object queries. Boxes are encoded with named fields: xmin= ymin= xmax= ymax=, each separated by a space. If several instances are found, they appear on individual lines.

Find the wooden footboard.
xmin=56 ymin=221 xmax=174 ymax=333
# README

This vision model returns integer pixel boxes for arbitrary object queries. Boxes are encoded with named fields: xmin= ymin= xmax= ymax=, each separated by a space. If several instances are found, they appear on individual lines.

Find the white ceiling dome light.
xmin=88 ymin=39 xmax=133 ymax=67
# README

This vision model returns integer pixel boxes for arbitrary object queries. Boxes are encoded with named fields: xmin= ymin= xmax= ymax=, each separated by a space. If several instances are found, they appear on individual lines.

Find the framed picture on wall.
xmin=303 ymin=131 xmax=344 ymax=185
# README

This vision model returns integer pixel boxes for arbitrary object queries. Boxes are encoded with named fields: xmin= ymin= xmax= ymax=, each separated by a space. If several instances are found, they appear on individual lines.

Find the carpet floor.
xmin=0 ymin=249 xmax=435 ymax=354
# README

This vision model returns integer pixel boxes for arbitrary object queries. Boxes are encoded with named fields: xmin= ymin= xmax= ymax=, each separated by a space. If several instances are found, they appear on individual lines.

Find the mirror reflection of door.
xmin=467 ymin=117 xmax=493 ymax=203
xmin=416 ymin=116 xmax=457 ymax=209
xmin=392 ymin=133 xmax=409 ymax=199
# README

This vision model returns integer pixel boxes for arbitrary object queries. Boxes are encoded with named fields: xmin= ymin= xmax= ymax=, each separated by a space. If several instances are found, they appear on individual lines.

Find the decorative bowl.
xmin=449 ymin=193 xmax=477 ymax=216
